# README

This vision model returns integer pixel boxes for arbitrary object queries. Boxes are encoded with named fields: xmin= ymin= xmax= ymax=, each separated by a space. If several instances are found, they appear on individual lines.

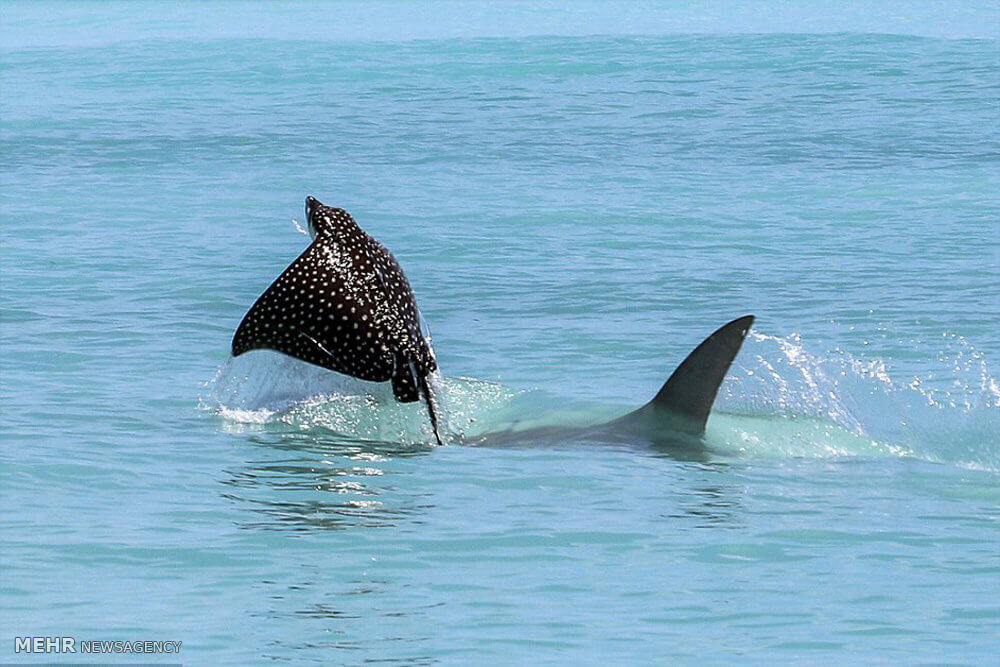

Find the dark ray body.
xmin=232 ymin=197 xmax=441 ymax=442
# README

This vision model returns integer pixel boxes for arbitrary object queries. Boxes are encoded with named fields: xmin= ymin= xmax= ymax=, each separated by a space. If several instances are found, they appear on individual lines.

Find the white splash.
xmin=201 ymin=350 xmax=518 ymax=444
xmin=714 ymin=330 xmax=1000 ymax=469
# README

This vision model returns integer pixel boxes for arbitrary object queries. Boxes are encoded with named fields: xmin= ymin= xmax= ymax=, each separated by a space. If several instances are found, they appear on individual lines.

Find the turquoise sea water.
xmin=2 ymin=1 xmax=999 ymax=663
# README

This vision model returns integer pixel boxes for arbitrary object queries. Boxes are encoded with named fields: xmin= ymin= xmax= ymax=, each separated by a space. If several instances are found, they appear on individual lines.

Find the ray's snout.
xmin=305 ymin=195 xmax=321 ymax=220
xmin=304 ymin=196 xmax=321 ymax=238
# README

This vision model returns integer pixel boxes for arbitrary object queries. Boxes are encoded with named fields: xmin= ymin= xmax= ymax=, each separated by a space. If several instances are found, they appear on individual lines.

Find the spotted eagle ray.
xmin=232 ymin=196 xmax=443 ymax=444
xmin=232 ymin=196 xmax=754 ymax=447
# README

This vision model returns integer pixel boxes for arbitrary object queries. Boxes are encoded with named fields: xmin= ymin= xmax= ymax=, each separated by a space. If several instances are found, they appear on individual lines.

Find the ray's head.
xmin=305 ymin=196 xmax=355 ymax=239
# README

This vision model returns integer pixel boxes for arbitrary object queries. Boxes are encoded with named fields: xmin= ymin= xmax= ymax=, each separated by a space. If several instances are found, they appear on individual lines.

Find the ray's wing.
xmin=231 ymin=240 xmax=395 ymax=382
xmin=364 ymin=238 xmax=436 ymax=369
xmin=359 ymin=237 xmax=439 ymax=401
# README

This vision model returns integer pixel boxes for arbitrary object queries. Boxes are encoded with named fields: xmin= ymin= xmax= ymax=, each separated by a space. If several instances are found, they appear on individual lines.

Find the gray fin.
xmin=634 ymin=315 xmax=755 ymax=433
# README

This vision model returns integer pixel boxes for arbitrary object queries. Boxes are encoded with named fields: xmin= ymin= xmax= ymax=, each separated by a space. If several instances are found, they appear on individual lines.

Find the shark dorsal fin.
xmin=604 ymin=315 xmax=755 ymax=437
xmin=641 ymin=315 xmax=754 ymax=432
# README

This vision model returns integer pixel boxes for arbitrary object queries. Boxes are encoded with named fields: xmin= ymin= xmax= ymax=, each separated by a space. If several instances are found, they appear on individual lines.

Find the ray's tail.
xmin=390 ymin=354 xmax=443 ymax=445
xmin=417 ymin=371 xmax=444 ymax=445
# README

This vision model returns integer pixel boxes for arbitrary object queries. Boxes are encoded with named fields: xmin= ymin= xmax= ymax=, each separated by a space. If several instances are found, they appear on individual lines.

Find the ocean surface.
xmin=2 ymin=1 xmax=999 ymax=664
